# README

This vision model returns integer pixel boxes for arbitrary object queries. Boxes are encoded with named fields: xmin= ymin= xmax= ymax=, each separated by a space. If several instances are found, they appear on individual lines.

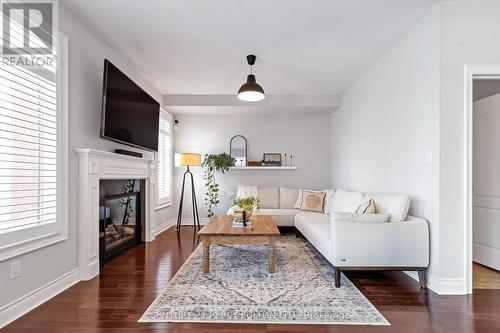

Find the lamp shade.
xmin=175 ymin=153 xmax=201 ymax=167
xmin=237 ymin=74 xmax=265 ymax=102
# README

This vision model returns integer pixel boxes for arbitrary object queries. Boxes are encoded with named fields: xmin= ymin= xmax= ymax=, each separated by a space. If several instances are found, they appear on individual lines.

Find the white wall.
xmin=473 ymin=93 xmax=500 ymax=271
xmin=172 ymin=112 xmax=331 ymax=219
xmin=0 ymin=2 xmax=174 ymax=314
xmin=330 ymin=6 xmax=441 ymax=278
xmin=438 ymin=1 xmax=500 ymax=285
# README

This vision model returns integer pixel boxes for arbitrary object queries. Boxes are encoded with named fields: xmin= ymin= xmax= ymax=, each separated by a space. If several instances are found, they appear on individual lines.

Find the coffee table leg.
xmin=202 ymin=235 xmax=210 ymax=273
xmin=268 ymin=237 xmax=276 ymax=273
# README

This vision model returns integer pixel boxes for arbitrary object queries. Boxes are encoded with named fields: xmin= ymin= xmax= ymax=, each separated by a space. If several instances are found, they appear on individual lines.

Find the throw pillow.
xmin=356 ymin=198 xmax=375 ymax=214
xmin=331 ymin=212 xmax=390 ymax=223
xmin=293 ymin=189 xmax=304 ymax=209
xmin=300 ymin=190 xmax=326 ymax=213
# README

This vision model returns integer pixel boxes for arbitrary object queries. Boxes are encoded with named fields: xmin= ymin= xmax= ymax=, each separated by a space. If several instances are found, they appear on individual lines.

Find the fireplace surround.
xmin=75 ymin=149 xmax=157 ymax=280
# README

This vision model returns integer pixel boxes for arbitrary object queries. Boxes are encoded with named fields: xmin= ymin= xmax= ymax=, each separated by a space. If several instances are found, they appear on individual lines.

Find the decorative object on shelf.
xmin=263 ymin=153 xmax=282 ymax=166
xmin=230 ymin=135 xmax=247 ymax=166
xmin=284 ymin=153 xmax=288 ymax=167
xmin=201 ymin=153 xmax=236 ymax=219
xmin=237 ymin=55 xmax=265 ymax=102
xmin=248 ymin=160 xmax=261 ymax=167
xmin=290 ymin=154 xmax=293 ymax=167
xmin=175 ymin=153 xmax=202 ymax=231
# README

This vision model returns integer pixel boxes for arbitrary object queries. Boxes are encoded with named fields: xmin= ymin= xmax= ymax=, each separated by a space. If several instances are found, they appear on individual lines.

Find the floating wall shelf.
xmin=229 ymin=166 xmax=297 ymax=170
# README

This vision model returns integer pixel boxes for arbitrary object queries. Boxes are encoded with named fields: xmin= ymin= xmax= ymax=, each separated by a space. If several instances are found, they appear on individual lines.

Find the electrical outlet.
xmin=10 ymin=260 xmax=21 ymax=280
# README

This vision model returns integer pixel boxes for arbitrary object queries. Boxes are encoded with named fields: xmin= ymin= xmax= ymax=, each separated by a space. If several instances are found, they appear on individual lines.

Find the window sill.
xmin=0 ymin=231 xmax=68 ymax=261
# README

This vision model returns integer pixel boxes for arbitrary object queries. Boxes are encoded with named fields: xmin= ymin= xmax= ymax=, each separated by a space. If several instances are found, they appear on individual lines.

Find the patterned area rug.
xmin=139 ymin=236 xmax=389 ymax=325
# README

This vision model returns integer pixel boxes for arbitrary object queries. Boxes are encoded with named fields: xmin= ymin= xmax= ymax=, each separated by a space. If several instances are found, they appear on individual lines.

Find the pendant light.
xmin=237 ymin=54 xmax=265 ymax=102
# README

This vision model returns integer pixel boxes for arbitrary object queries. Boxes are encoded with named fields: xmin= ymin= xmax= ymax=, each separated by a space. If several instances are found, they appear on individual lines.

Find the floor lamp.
xmin=175 ymin=153 xmax=201 ymax=231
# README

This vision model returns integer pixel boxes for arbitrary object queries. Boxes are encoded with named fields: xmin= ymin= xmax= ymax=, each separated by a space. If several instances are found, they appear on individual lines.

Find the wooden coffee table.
xmin=198 ymin=215 xmax=280 ymax=273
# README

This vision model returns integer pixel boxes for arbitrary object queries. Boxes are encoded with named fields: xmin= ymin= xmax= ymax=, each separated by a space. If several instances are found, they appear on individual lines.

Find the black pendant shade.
xmin=237 ymin=55 xmax=265 ymax=102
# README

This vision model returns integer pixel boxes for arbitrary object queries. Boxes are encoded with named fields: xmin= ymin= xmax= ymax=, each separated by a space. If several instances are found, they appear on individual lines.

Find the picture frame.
xmin=263 ymin=153 xmax=282 ymax=166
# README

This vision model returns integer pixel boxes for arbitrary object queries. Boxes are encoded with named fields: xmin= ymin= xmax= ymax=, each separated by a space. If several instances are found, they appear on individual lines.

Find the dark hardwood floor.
xmin=4 ymin=226 xmax=500 ymax=333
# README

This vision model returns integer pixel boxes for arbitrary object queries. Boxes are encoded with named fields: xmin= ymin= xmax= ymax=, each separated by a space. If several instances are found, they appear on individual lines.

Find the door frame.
xmin=464 ymin=65 xmax=500 ymax=294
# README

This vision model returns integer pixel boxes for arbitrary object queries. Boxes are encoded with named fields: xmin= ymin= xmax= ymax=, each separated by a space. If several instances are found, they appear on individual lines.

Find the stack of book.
xmin=232 ymin=219 xmax=252 ymax=228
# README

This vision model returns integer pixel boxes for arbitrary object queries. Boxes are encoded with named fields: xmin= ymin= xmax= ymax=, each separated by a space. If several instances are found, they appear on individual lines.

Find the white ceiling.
xmin=63 ymin=0 xmax=440 ymax=97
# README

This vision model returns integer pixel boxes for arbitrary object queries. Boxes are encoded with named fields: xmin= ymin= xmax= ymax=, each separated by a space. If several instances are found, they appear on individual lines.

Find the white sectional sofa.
xmin=227 ymin=186 xmax=430 ymax=288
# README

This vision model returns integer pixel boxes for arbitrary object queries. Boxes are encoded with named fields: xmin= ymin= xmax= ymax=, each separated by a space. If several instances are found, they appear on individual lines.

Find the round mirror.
xmin=230 ymin=135 xmax=247 ymax=166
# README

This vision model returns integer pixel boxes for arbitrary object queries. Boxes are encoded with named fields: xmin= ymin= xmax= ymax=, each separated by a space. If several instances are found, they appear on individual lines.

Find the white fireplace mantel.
xmin=75 ymin=149 xmax=157 ymax=280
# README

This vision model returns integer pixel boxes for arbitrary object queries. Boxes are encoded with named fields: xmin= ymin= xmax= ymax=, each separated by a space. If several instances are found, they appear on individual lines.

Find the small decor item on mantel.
xmin=263 ymin=153 xmax=282 ymax=166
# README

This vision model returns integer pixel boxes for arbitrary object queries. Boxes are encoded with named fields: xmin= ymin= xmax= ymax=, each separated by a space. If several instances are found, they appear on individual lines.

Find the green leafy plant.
xmin=201 ymin=153 xmax=236 ymax=218
xmin=119 ymin=179 xmax=135 ymax=225
xmin=234 ymin=196 xmax=259 ymax=212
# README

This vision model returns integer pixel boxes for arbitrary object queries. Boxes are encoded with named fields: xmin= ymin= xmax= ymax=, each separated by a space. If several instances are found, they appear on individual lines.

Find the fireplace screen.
xmin=99 ymin=179 xmax=142 ymax=265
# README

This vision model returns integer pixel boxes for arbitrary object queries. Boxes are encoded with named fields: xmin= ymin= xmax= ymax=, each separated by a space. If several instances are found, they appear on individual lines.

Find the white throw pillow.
xmin=294 ymin=189 xmax=304 ymax=209
xmin=331 ymin=212 xmax=390 ymax=223
xmin=330 ymin=189 xmax=364 ymax=213
xmin=363 ymin=193 xmax=410 ymax=222
xmin=356 ymin=198 xmax=375 ymax=214
xmin=323 ymin=189 xmax=335 ymax=215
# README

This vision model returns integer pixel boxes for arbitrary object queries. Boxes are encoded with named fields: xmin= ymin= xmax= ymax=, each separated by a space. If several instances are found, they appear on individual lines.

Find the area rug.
xmin=139 ymin=236 xmax=389 ymax=325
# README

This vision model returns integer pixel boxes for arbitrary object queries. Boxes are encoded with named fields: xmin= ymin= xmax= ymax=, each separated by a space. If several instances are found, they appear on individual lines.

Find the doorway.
xmin=471 ymin=79 xmax=500 ymax=290
xmin=466 ymin=68 xmax=500 ymax=293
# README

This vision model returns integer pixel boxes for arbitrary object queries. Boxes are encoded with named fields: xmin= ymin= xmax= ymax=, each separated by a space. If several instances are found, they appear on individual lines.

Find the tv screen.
xmin=100 ymin=59 xmax=160 ymax=152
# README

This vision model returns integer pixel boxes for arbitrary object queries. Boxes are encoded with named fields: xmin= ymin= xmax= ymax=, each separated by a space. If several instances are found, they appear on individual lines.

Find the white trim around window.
xmin=156 ymin=108 xmax=172 ymax=209
xmin=0 ymin=33 xmax=69 ymax=261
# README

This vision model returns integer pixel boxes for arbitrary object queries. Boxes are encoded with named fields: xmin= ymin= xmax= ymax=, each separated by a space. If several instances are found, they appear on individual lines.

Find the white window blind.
xmin=0 ymin=10 xmax=67 ymax=261
xmin=0 ymin=62 xmax=58 ymax=234
xmin=157 ymin=109 xmax=172 ymax=206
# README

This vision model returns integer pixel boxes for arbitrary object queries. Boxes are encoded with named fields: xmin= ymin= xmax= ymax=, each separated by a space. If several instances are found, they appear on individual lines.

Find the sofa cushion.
xmin=295 ymin=212 xmax=332 ymax=259
xmin=258 ymin=187 xmax=279 ymax=209
xmin=279 ymin=187 xmax=299 ymax=209
xmin=331 ymin=212 xmax=390 ymax=223
xmin=363 ymin=193 xmax=410 ymax=222
xmin=330 ymin=189 xmax=364 ymax=213
xmin=255 ymin=208 xmax=297 ymax=226
xmin=300 ymin=190 xmax=326 ymax=213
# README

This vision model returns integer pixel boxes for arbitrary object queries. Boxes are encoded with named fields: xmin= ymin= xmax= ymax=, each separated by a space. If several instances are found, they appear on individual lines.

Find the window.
xmin=157 ymin=108 xmax=172 ymax=208
xmin=0 ymin=34 xmax=68 ymax=260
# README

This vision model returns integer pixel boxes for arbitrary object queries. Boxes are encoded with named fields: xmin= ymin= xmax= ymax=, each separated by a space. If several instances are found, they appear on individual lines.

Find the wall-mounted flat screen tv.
xmin=100 ymin=59 xmax=160 ymax=152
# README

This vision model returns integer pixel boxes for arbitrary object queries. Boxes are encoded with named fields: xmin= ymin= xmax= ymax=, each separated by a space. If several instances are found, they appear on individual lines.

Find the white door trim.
xmin=464 ymin=65 xmax=500 ymax=294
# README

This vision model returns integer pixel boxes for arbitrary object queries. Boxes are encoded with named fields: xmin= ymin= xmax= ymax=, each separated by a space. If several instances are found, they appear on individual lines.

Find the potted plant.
xmin=201 ymin=153 xmax=236 ymax=218
xmin=233 ymin=196 xmax=259 ymax=220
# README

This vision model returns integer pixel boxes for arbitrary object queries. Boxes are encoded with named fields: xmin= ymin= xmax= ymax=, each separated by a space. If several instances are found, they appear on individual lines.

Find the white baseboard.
xmin=180 ymin=217 xmax=209 ymax=226
xmin=152 ymin=218 xmax=176 ymax=236
xmin=404 ymin=271 xmax=466 ymax=295
xmin=0 ymin=268 xmax=80 ymax=328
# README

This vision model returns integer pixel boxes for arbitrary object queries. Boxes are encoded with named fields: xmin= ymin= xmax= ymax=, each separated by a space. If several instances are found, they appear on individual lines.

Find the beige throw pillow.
xmin=300 ymin=190 xmax=326 ymax=213
xmin=356 ymin=198 xmax=375 ymax=214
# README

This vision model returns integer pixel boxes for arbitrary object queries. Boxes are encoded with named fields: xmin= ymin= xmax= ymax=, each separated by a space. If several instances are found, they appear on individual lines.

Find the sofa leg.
xmin=334 ymin=267 xmax=341 ymax=287
xmin=295 ymin=229 xmax=302 ymax=238
xmin=418 ymin=270 xmax=427 ymax=289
